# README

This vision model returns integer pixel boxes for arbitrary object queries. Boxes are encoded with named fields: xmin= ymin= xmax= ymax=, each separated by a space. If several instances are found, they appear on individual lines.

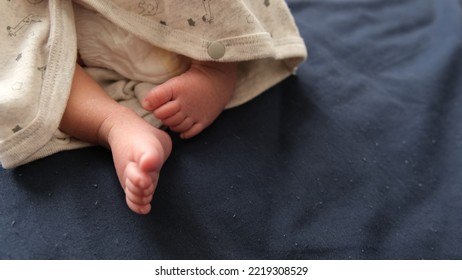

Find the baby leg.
xmin=60 ymin=64 xmax=172 ymax=214
xmin=142 ymin=60 xmax=237 ymax=139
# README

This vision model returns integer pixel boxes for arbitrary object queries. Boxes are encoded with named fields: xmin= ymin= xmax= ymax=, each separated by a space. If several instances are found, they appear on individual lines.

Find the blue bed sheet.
xmin=1 ymin=0 xmax=461 ymax=259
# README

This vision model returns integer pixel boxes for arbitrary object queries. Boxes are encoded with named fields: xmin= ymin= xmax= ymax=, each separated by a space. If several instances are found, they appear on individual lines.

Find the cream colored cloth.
xmin=75 ymin=3 xmax=191 ymax=85
xmin=0 ymin=0 xmax=307 ymax=168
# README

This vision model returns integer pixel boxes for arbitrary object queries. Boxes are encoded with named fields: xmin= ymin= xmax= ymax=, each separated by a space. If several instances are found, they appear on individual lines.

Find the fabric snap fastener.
xmin=207 ymin=41 xmax=226 ymax=59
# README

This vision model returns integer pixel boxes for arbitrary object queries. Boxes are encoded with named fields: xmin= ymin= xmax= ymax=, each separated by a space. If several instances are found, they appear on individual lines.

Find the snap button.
xmin=207 ymin=41 xmax=225 ymax=59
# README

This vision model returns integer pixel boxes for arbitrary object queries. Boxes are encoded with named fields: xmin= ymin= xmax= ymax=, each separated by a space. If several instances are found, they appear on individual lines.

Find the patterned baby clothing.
xmin=0 ymin=0 xmax=307 ymax=168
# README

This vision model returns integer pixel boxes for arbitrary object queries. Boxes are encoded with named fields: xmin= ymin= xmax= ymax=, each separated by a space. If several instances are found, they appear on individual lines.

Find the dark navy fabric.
xmin=1 ymin=0 xmax=461 ymax=259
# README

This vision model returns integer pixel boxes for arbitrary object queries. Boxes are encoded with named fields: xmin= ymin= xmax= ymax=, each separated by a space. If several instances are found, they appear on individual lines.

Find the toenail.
xmin=142 ymin=100 xmax=152 ymax=110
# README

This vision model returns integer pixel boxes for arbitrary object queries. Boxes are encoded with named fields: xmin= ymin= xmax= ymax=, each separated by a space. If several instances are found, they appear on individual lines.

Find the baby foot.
xmin=142 ymin=61 xmax=237 ymax=139
xmin=101 ymin=108 xmax=172 ymax=214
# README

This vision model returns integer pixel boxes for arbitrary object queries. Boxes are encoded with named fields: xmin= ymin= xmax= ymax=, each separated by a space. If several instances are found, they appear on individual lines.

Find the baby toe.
xmin=126 ymin=197 xmax=151 ymax=215
xmin=126 ymin=188 xmax=153 ymax=205
xmin=124 ymin=162 xmax=146 ymax=186
xmin=170 ymin=117 xmax=195 ymax=133
xmin=162 ymin=112 xmax=186 ymax=128
xmin=143 ymin=86 xmax=173 ymax=111
xmin=180 ymin=123 xmax=206 ymax=139
xmin=154 ymin=101 xmax=181 ymax=120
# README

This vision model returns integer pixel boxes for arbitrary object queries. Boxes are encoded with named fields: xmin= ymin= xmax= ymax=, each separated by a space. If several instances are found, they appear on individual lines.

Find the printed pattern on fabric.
xmin=0 ymin=0 xmax=80 ymax=169
xmin=75 ymin=0 xmax=307 ymax=62
xmin=0 ymin=0 xmax=49 ymax=140
xmin=0 ymin=0 xmax=307 ymax=169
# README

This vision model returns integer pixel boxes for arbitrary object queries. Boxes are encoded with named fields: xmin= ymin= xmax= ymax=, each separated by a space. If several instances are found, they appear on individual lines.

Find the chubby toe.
xmin=154 ymin=101 xmax=181 ymax=120
xmin=162 ymin=112 xmax=187 ymax=128
xmin=180 ymin=123 xmax=206 ymax=139
xmin=126 ymin=197 xmax=151 ymax=215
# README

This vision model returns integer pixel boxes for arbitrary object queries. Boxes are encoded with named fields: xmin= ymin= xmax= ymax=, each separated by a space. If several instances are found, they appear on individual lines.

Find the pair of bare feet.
xmin=63 ymin=60 xmax=237 ymax=214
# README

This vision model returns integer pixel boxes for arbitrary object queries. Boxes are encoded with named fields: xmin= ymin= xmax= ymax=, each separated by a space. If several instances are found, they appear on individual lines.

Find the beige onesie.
xmin=0 ymin=0 xmax=307 ymax=168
